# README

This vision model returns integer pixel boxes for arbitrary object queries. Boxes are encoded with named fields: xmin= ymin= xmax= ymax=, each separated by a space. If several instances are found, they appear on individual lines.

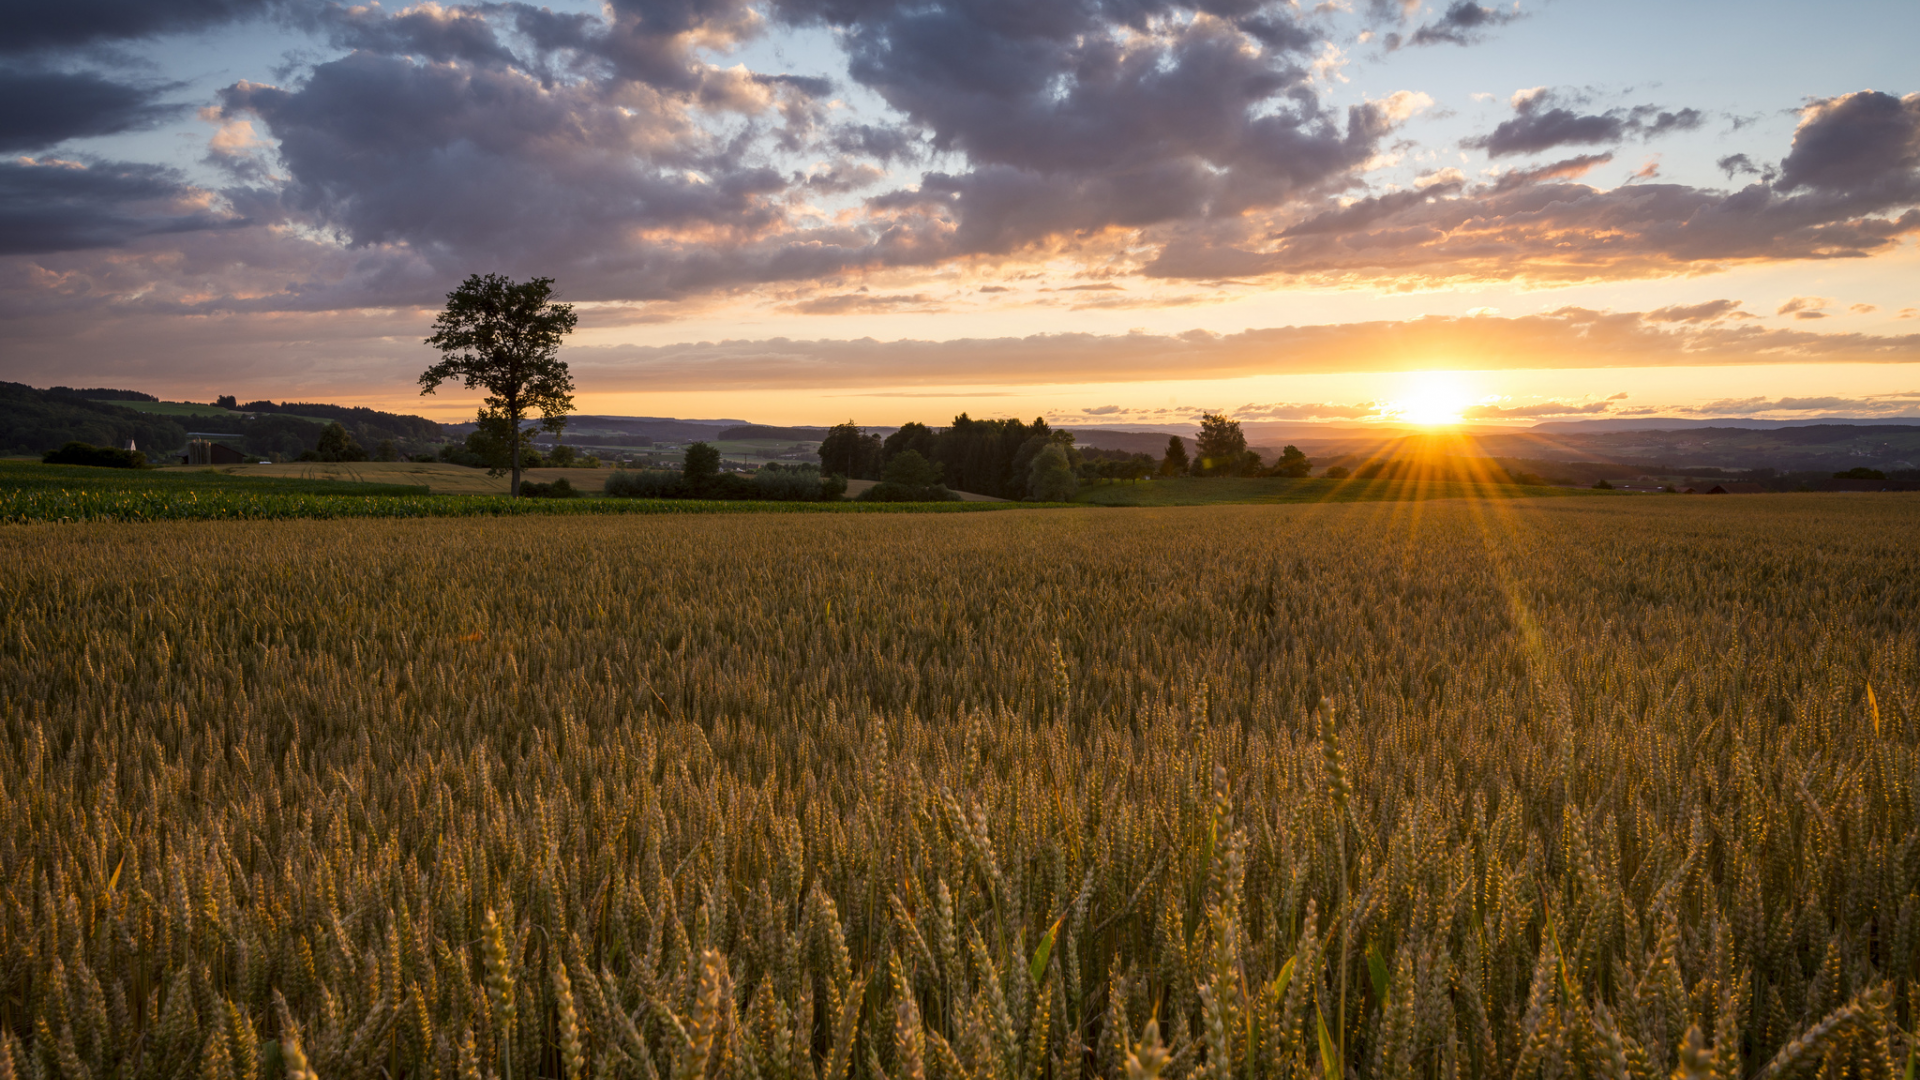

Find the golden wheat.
xmin=0 ymin=495 xmax=1916 ymax=1079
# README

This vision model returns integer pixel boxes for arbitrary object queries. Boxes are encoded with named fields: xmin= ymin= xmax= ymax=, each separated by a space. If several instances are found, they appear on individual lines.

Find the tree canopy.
xmin=1193 ymin=413 xmax=1250 ymax=475
xmin=1272 ymin=444 xmax=1311 ymax=478
xmin=420 ymin=274 xmax=577 ymax=496
xmin=1160 ymin=435 xmax=1189 ymax=477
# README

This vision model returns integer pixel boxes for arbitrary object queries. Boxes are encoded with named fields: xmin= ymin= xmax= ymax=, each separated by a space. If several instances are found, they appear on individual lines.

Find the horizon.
xmin=2 ymin=0 xmax=1917 ymax=425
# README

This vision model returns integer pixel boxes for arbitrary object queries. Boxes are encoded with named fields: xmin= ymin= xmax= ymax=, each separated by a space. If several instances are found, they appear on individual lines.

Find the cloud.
xmin=1776 ymin=90 xmax=1920 ymax=197
xmin=1463 ymin=88 xmax=1705 ymax=158
xmin=299 ymin=2 xmax=523 ymax=69
xmin=1232 ymin=401 xmax=1378 ymax=420
xmin=0 ymin=69 xmax=184 ymax=151
xmin=776 ymin=291 xmax=943 ymax=315
xmin=1489 ymin=152 xmax=1612 ymax=189
xmin=0 ymin=0 xmax=279 ymax=53
xmin=1644 ymin=299 xmax=1744 ymax=323
xmin=1717 ymin=153 xmax=1770 ymax=181
xmin=1146 ymin=89 xmax=1920 ymax=286
xmin=1683 ymin=394 xmax=1920 ymax=417
xmin=215 ymin=52 xmax=804 ymax=295
xmin=531 ymin=306 xmax=1920 ymax=392
xmin=1851 ymin=303 xmax=1878 ymax=314
xmin=1776 ymin=296 xmax=1829 ymax=318
xmin=0 ymin=157 xmax=244 ymax=254
xmin=2 ymin=0 xmax=1917 ymax=322
xmin=6 ymin=301 xmax=1919 ymax=400
xmin=1460 ymin=399 xmax=1609 ymax=418
xmin=1382 ymin=1 xmax=1524 ymax=49
xmin=777 ymin=0 xmax=1395 ymax=254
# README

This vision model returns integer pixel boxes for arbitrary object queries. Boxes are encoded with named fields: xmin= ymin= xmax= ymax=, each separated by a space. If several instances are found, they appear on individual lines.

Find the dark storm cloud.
xmin=0 ymin=69 xmax=183 ymax=151
xmin=0 ymin=0 xmax=279 ymax=53
xmin=1464 ymin=89 xmax=1705 ymax=157
xmin=0 ymin=158 xmax=242 ymax=254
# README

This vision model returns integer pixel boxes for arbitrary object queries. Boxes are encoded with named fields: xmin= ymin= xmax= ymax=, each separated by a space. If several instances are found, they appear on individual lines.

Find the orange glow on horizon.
xmin=1384 ymin=370 xmax=1476 ymax=427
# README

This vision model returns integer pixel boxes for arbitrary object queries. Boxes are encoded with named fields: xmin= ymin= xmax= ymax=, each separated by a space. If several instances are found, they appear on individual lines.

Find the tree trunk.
xmin=509 ymin=413 xmax=522 ymax=497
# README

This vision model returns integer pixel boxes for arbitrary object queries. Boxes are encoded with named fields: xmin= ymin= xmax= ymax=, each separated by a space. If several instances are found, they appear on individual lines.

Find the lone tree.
xmin=1193 ymin=413 xmax=1247 ymax=476
xmin=420 ymin=274 xmax=578 ymax=497
xmin=1272 ymin=444 xmax=1311 ymax=478
xmin=1160 ymin=435 xmax=1189 ymax=477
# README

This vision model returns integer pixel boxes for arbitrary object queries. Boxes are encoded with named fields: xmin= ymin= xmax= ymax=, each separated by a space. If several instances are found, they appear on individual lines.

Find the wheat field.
xmin=2 ymin=495 xmax=1916 ymax=1080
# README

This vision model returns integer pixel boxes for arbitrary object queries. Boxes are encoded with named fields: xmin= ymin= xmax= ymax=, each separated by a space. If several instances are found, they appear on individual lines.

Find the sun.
xmin=1392 ymin=370 xmax=1475 ymax=427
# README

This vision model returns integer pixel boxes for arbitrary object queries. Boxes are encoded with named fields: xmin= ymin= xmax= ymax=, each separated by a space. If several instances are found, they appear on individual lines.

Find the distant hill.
xmin=447 ymin=415 xmax=754 ymax=443
xmin=716 ymin=424 xmax=830 ymax=441
xmin=1530 ymin=417 xmax=1920 ymax=432
xmin=1061 ymin=429 xmax=1188 ymax=455
xmin=242 ymin=400 xmax=441 ymax=442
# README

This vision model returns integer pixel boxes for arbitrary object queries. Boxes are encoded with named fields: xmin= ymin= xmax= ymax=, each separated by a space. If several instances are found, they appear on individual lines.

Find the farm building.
xmin=181 ymin=436 xmax=249 ymax=465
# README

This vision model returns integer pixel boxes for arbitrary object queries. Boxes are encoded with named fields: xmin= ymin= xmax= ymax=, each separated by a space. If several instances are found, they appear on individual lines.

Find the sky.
xmin=2 ymin=0 xmax=1918 ymax=428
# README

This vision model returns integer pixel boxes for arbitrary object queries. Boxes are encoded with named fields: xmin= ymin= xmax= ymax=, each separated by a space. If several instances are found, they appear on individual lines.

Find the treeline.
xmin=606 ymin=445 xmax=844 ymax=501
xmin=820 ymin=414 xmax=1072 ymax=500
xmin=230 ymin=398 xmax=442 ymax=445
xmin=820 ymin=412 xmax=1312 ymax=496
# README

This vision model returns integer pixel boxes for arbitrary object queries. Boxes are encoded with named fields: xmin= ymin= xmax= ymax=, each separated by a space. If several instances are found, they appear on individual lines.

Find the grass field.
xmin=3 ymin=459 xmax=430 ymax=496
xmin=164 ymin=459 xmax=613 ymax=495
xmin=2 ymin=495 xmax=1916 ymax=1079
xmin=1 ymin=461 xmax=1024 ymax=521
xmin=1073 ymin=475 xmax=1601 ymax=505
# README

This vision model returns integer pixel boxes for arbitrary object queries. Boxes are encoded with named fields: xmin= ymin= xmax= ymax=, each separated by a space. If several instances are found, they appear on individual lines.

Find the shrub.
xmin=310 ymin=422 xmax=369 ymax=462
xmin=750 ymin=463 xmax=844 ymax=501
xmin=1026 ymin=443 xmax=1077 ymax=501
xmin=683 ymin=442 xmax=721 ymax=486
xmin=1266 ymin=444 xmax=1311 ymax=478
xmin=1324 ymin=465 xmax=1351 ymax=479
xmin=858 ymin=480 xmax=960 ymax=502
xmin=42 ymin=441 xmax=146 ymax=468
xmin=515 ymin=477 xmax=578 ymax=498
xmin=604 ymin=469 xmax=686 ymax=498
xmin=1834 ymin=467 xmax=1886 ymax=480
xmin=1593 ymin=478 xmax=1614 ymax=490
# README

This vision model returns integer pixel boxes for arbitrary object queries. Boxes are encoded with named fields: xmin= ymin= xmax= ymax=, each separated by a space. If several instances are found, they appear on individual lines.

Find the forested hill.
xmin=241 ymin=400 xmax=442 ymax=442
xmin=0 ymin=383 xmax=188 ymax=456
xmin=1 ymin=384 xmax=444 ymax=460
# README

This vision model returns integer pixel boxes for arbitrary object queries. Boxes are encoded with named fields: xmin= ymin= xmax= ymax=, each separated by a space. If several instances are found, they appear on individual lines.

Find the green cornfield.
xmin=2 ymin=495 xmax=1917 ymax=1080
